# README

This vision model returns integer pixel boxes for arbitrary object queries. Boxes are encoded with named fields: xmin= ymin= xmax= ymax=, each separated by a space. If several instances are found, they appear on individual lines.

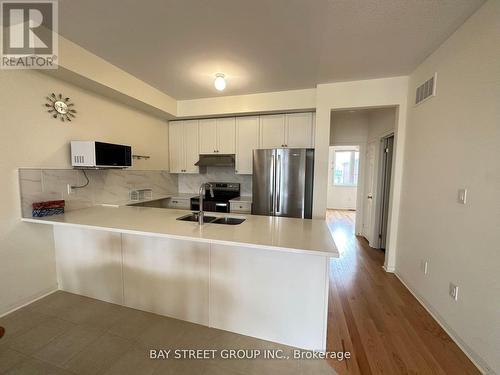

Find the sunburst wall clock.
xmin=45 ymin=93 xmax=77 ymax=122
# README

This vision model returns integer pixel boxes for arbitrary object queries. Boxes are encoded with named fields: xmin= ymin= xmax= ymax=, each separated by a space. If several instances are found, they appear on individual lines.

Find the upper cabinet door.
xmin=168 ymin=121 xmax=184 ymax=173
xmin=183 ymin=120 xmax=199 ymax=173
xmin=217 ymin=117 xmax=236 ymax=154
xmin=235 ymin=116 xmax=259 ymax=175
xmin=199 ymin=119 xmax=218 ymax=154
xmin=285 ymin=112 xmax=314 ymax=148
xmin=260 ymin=114 xmax=285 ymax=149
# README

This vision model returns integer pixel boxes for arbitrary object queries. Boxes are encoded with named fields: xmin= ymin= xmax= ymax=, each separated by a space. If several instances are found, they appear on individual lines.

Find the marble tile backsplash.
xmin=178 ymin=167 xmax=252 ymax=195
xmin=19 ymin=169 xmax=178 ymax=218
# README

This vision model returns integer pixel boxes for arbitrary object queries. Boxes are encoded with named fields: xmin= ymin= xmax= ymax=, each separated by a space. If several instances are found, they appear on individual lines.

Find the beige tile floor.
xmin=0 ymin=291 xmax=336 ymax=374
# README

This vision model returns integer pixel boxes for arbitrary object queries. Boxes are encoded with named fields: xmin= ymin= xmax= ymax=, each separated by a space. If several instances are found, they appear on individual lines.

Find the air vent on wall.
xmin=415 ymin=73 xmax=437 ymax=105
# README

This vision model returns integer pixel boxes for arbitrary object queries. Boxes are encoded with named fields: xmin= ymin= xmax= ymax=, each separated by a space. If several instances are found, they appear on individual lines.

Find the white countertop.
xmin=229 ymin=196 xmax=252 ymax=203
xmin=22 ymin=206 xmax=338 ymax=257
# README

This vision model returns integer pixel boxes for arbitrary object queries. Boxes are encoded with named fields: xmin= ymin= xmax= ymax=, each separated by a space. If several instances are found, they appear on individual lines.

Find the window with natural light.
xmin=333 ymin=150 xmax=359 ymax=186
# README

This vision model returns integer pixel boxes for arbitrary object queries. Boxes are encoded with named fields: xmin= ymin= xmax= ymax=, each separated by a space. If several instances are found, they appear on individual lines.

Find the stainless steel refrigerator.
xmin=252 ymin=148 xmax=314 ymax=219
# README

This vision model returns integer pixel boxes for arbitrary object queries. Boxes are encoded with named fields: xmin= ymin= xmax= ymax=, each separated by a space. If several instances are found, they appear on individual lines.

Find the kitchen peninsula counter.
xmin=23 ymin=205 xmax=337 ymax=257
xmin=23 ymin=206 xmax=336 ymax=351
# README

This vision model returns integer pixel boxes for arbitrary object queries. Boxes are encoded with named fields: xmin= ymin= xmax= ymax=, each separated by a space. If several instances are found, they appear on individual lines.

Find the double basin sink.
xmin=177 ymin=213 xmax=245 ymax=225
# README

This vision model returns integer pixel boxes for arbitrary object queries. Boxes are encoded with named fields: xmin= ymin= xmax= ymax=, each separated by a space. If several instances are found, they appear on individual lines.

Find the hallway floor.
xmin=325 ymin=210 xmax=480 ymax=375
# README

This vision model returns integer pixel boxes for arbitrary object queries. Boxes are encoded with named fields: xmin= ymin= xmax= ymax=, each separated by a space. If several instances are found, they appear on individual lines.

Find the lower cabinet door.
xmin=121 ymin=234 xmax=210 ymax=325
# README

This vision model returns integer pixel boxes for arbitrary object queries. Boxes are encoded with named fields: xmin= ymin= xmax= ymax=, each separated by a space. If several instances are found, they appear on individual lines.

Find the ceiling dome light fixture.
xmin=214 ymin=73 xmax=226 ymax=91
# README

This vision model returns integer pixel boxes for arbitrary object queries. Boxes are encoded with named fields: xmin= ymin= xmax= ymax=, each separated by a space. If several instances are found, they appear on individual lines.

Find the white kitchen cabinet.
xmin=260 ymin=113 xmax=314 ymax=149
xmin=199 ymin=119 xmax=217 ymax=154
xmin=184 ymin=120 xmax=200 ymax=173
xmin=168 ymin=121 xmax=184 ymax=173
xmin=217 ymin=117 xmax=236 ymax=154
xmin=235 ymin=116 xmax=260 ymax=174
xmin=199 ymin=117 xmax=235 ymax=154
xmin=167 ymin=197 xmax=191 ymax=209
xmin=230 ymin=201 xmax=252 ymax=213
xmin=286 ymin=112 xmax=314 ymax=148
xmin=169 ymin=120 xmax=199 ymax=173
xmin=260 ymin=114 xmax=286 ymax=148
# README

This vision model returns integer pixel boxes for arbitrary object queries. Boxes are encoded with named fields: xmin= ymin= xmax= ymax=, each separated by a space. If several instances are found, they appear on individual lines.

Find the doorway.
xmin=378 ymin=134 xmax=394 ymax=249
xmin=327 ymin=106 xmax=398 ymax=268
xmin=327 ymin=145 xmax=360 ymax=211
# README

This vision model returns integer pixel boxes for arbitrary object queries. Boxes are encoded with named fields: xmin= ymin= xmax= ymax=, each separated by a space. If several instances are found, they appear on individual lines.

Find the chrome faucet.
xmin=198 ymin=182 xmax=214 ymax=225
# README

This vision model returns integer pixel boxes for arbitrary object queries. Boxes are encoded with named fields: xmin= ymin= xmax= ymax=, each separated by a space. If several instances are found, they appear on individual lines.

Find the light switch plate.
xmin=457 ymin=188 xmax=467 ymax=204
xmin=420 ymin=260 xmax=428 ymax=275
xmin=449 ymin=283 xmax=459 ymax=301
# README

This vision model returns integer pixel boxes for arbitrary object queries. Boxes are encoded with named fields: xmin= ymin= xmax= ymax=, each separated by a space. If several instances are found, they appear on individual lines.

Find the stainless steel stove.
xmin=190 ymin=183 xmax=240 ymax=213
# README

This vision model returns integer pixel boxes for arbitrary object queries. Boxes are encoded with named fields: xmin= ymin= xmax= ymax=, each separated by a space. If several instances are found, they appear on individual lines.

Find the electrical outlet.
xmin=449 ymin=283 xmax=459 ymax=301
xmin=67 ymin=184 xmax=73 ymax=195
xmin=420 ymin=260 xmax=428 ymax=275
xmin=457 ymin=188 xmax=467 ymax=204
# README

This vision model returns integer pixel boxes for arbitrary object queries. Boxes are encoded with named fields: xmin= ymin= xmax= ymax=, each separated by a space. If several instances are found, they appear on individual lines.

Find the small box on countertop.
xmin=32 ymin=200 xmax=65 ymax=217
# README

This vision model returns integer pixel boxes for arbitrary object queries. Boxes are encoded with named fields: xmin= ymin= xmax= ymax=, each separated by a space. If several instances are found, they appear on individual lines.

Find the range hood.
xmin=195 ymin=154 xmax=235 ymax=167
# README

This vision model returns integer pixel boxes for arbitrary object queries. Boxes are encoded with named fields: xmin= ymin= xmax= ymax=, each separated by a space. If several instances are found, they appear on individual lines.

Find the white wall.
xmin=329 ymin=110 xmax=369 ymax=145
xmin=396 ymin=1 xmax=500 ymax=373
xmin=367 ymin=108 xmax=397 ymax=141
xmin=0 ymin=69 xmax=169 ymax=315
xmin=176 ymin=88 xmax=316 ymax=117
xmin=56 ymin=35 xmax=177 ymax=117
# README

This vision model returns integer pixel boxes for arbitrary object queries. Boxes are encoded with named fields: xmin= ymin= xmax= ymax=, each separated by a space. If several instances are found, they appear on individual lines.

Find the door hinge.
xmin=384 ymin=148 xmax=389 ymax=153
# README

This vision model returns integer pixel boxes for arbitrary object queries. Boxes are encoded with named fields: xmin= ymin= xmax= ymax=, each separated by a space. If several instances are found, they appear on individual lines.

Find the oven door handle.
xmin=215 ymin=203 xmax=228 ymax=207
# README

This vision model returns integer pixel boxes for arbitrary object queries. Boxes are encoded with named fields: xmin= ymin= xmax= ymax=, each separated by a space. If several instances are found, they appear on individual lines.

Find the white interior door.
xmin=362 ymin=141 xmax=376 ymax=241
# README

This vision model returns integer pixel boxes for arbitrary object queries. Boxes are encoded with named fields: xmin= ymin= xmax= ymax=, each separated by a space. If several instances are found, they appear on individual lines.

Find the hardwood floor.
xmin=325 ymin=210 xmax=480 ymax=375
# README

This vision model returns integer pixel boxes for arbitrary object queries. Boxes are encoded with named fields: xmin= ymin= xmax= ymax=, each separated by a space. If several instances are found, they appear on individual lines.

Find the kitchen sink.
xmin=176 ymin=213 xmax=245 ymax=225
xmin=176 ymin=213 xmax=217 ymax=223
xmin=212 ymin=217 xmax=246 ymax=225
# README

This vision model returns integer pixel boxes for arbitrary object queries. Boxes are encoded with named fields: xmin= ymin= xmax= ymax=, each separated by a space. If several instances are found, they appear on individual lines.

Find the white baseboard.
xmin=0 ymin=286 xmax=58 ymax=318
xmin=394 ymin=271 xmax=492 ymax=374
xmin=382 ymin=265 xmax=395 ymax=273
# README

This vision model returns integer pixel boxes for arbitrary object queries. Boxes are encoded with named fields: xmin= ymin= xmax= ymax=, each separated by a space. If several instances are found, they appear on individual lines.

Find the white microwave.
xmin=71 ymin=141 xmax=132 ymax=169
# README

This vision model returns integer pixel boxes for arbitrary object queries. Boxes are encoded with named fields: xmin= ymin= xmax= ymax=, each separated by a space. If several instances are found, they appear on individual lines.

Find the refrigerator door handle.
xmin=275 ymin=152 xmax=281 ymax=215
xmin=271 ymin=153 xmax=276 ymax=215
